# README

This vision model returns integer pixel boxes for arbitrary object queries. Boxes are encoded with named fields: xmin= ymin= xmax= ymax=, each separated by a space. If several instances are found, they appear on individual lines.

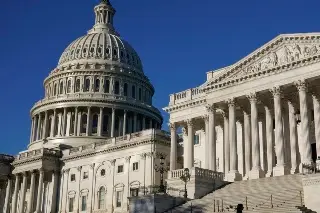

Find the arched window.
xmin=123 ymin=83 xmax=128 ymax=96
xmin=138 ymin=88 xmax=142 ymax=100
xmin=59 ymin=81 xmax=64 ymax=94
xmin=104 ymin=79 xmax=110 ymax=93
xmin=81 ymin=114 xmax=87 ymax=134
xmin=92 ymin=114 xmax=98 ymax=134
xmin=67 ymin=80 xmax=72 ymax=93
xmin=114 ymin=81 xmax=120 ymax=95
xmin=95 ymin=79 xmax=100 ymax=92
xmin=85 ymin=78 xmax=90 ymax=92
xmin=98 ymin=187 xmax=105 ymax=209
xmin=75 ymin=79 xmax=81 ymax=92
xmin=54 ymin=84 xmax=57 ymax=96
xmin=102 ymin=115 xmax=109 ymax=135
xmin=132 ymin=85 xmax=136 ymax=99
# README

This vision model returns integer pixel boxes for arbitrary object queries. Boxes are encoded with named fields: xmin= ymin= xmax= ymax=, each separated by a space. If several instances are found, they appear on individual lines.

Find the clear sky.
xmin=1 ymin=0 xmax=320 ymax=155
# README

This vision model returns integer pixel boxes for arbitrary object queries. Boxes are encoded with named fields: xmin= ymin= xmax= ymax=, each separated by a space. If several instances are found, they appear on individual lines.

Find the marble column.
xmin=312 ymin=94 xmax=320 ymax=161
xmin=149 ymin=119 xmax=153 ymax=129
xmin=248 ymin=93 xmax=264 ymax=179
xmin=27 ymin=171 xmax=36 ymax=213
xmin=186 ymin=119 xmax=194 ymax=168
xmin=50 ymin=171 xmax=59 ymax=213
xmin=11 ymin=175 xmax=20 ymax=213
xmin=288 ymin=101 xmax=298 ymax=174
xmin=30 ymin=118 xmax=35 ymax=143
xmin=223 ymin=113 xmax=230 ymax=174
xmin=169 ymin=123 xmax=177 ymax=171
xmin=35 ymin=169 xmax=44 ymax=213
xmin=51 ymin=109 xmax=57 ymax=137
xmin=111 ymin=108 xmax=115 ymax=137
xmin=36 ymin=113 xmax=42 ymax=140
xmin=203 ymin=115 xmax=210 ymax=170
xmin=265 ymin=106 xmax=274 ymax=177
xmin=207 ymin=104 xmax=216 ymax=171
xmin=3 ymin=177 xmax=12 ymax=213
xmin=86 ymin=107 xmax=91 ymax=136
xmin=62 ymin=108 xmax=67 ymax=136
xmin=42 ymin=111 xmax=48 ymax=139
xmin=133 ymin=113 xmax=137 ymax=132
xmin=271 ymin=86 xmax=288 ymax=176
xmin=74 ymin=107 xmax=78 ymax=136
xmin=98 ymin=107 xmax=104 ymax=136
xmin=33 ymin=116 xmax=38 ymax=141
xmin=182 ymin=126 xmax=188 ymax=169
xmin=123 ymin=110 xmax=127 ymax=136
xmin=19 ymin=172 xmax=28 ymax=213
xmin=243 ymin=111 xmax=251 ymax=179
xmin=296 ymin=80 xmax=313 ymax=164
xmin=227 ymin=98 xmax=241 ymax=181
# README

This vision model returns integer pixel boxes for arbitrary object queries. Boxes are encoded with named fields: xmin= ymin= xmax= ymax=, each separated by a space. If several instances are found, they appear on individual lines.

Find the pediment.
xmin=206 ymin=33 xmax=320 ymax=88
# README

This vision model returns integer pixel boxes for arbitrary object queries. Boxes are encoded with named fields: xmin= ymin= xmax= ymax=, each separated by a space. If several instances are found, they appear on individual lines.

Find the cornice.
xmin=163 ymin=98 xmax=206 ymax=113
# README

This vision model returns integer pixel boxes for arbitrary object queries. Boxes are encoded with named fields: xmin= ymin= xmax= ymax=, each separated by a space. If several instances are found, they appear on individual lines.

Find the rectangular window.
xmin=116 ymin=191 xmax=123 ymax=207
xmin=69 ymin=197 xmax=74 ymax=212
xmin=83 ymin=172 xmax=88 ymax=180
xmin=81 ymin=196 xmax=87 ymax=211
xmin=70 ymin=174 xmax=76 ymax=182
xmin=194 ymin=134 xmax=200 ymax=145
xmin=130 ymin=188 xmax=139 ymax=197
xmin=132 ymin=162 xmax=139 ymax=171
xmin=117 ymin=165 xmax=124 ymax=173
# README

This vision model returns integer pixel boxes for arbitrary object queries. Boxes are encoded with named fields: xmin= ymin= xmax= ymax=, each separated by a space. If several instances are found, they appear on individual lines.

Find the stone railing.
xmin=168 ymin=167 xmax=224 ymax=180
xmin=302 ymin=162 xmax=320 ymax=174
xmin=16 ymin=148 xmax=62 ymax=161
xmin=169 ymin=87 xmax=205 ymax=105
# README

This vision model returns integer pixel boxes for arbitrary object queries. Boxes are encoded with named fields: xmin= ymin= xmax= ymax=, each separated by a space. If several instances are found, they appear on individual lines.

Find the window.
xmin=138 ymin=88 xmax=142 ymax=100
xmin=194 ymin=134 xmax=200 ymax=145
xmin=92 ymin=114 xmax=99 ymax=134
xmin=67 ymin=80 xmax=72 ymax=93
xmin=116 ymin=191 xmax=122 ymax=207
xmin=59 ymin=81 xmax=64 ymax=94
xmin=98 ymin=187 xmax=105 ymax=209
xmin=117 ymin=165 xmax=124 ymax=173
xmin=114 ymin=81 xmax=120 ymax=95
xmin=70 ymin=174 xmax=75 ymax=182
xmin=83 ymin=172 xmax=88 ymax=180
xmin=95 ymin=79 xmax=100 ymax=92
xmin=133 ymin=162 xmax=139 ymax=171
xmin=130 ymin=188 xmax=139 ymax=197
xmin=85 ymin=78 xmax=90 ymax=92
xmin=123 ymin=83 xmax=128 ymax=96
xmin=81 ymin=196 xmax=87 ymax=211
xmin=132 ymin=85 xmax=136 ymax=98
xmin=81 ymin=114 xmax=87 ymax=134
xmin=69 ymin=197 xmax=74 ymax=212
xmin=102 ymin=115 xmax=109 ymax=135
xmin=75 ymin=79 xmax=81 ymax=92
xmin=104 ymin=79 xmax=110 ymax=93
xmin=101 ymin=169 xmax=106 ymax=176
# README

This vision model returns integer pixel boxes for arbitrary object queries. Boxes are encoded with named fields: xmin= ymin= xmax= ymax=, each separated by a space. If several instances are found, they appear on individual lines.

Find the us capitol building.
xmin=1 ymin=0 xmax=320 ymax=213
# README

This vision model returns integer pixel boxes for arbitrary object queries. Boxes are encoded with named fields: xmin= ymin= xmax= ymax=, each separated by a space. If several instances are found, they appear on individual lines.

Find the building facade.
xmin=1 ymin=1 xmax=172 ymax=213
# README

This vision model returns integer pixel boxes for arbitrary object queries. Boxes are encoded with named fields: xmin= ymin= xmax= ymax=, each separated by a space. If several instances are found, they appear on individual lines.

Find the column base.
xmin=249 ymin=168 xmax=265 ymax=179
xmin=273 ymin=164 xmax=290 ymax=176
xmin=226 ymin=170 xmax=242 ymax=182
xmin=290 ymin=166 xmax=298 ymax=174
xmin=265 ymin=170 xmax=273 ymax=177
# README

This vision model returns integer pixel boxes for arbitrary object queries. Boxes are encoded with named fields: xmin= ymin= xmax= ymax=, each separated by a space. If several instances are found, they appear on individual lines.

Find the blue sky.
xmin=1 ymin=0 xmax=320 ymax=155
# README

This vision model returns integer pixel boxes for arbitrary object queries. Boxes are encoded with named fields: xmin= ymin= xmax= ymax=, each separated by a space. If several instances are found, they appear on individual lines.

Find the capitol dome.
xmin=28 ymin=0 xmax=163 ymax=150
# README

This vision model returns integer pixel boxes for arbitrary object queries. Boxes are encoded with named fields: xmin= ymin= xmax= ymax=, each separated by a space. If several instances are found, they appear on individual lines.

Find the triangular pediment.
xmin=206 ymin=33 xmax=320 ymax=88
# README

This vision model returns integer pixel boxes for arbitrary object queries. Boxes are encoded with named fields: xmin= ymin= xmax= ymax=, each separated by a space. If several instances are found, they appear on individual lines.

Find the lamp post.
xmin=154 ymin=156 xmax=169 ymax=193
xmin=180 ymin=168 xmax=191 ymax=199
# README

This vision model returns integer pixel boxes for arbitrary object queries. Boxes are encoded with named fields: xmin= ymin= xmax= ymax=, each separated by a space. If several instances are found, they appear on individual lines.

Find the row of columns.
xmin=30 ymin=107 xmax=160 ymax=143
xmin=3 ymin=169 xmax=59 ymax=213
xmin=169 ymin=80 xmax=320 ymax=181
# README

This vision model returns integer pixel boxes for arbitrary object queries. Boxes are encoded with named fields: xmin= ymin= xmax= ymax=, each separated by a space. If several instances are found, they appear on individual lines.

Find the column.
xmin=19 ymin=172 xmax=28 ymax=213
xmin=74 ymin=107 xmax=78 ymax=136
xmin=50 ymin=171 xmax=59 ymax=213
xmin=142 ymin=116 xmax=146 ymax=130
xmin=247 ymin=93 xmax=264 ymax=179
xmin=30 ymin=118 xmax=35 ymax=143
xmin=203 ymin=115 xmax=209 ymax=170
xmin=227 ymin=98 xmax=241 ymax=181
xmin=51 ymin=109 xmax=57 ymax=137
xmin=42 ymin=111 xmax=48 ymax=139
xmin=296 ymin=80 xmax=313 ymax=164
xmin=271 ymin=86 xmax=288 ymax=176
xmin=312 ymin=94 xmax=320 ymax=161
xmin=27 ymin=171 xmax=36 ymax=213
xmin=98 ymin=107 xmax=104 ymax=136
xmin=11 ymin=175 xmax=20 ymax=213
xmin=182 ymin=126 xmax=188 ymax=168
xmin=123 ymin=110 xmax=127 ymax=136
xmin=243 ymin=111 xmax=251 ymax=179
xmin=133 ymin=113 xmax=137 ymax=132
xmin=111 ymin=108 xmax=115 ymax=137
xmin=288 ymin=101 xmax=298 ymax=174
xmin=62 ymin=108 xmax=67 ymax=136
xmin=37 ymin=113 xmax=43 ymax=140
xmin=35 ymin=169 xmax=44 ymax=213
xmin=186 ymin=119 xmax=194 ymax=168
xmin=149 ymin=119 xmax=153 ymax=129
xmin=3 ymin=177 xmax=12 ymax=213
xmin=265 ymin=106 xmax=274 ymax=177
xmin=223 ymin=113 xmax=230 ymax=174
xmin=33 ymin=116 xmax=38 ymax=141
xmin=169 ymin=123 xmax=177 ymax=171
xmin=86 ymin=107 xmax=91 ymax=136
xmin=206 ymin=104 xmax=216 ymax=171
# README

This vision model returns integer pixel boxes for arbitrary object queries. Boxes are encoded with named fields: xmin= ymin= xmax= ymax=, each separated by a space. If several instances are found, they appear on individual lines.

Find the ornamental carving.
xmin=202 ymin=115 xmax=209 ymax=123
xmin=270 ymin=86 xmax=282 ymax=97
xmin=226 ymin=98 xmax=236 ymax=107
xmin=205 ymin=104 xmax=215 ymax=113
xmin=186 ymin=119 xmax=194 ymax=127
xmin=247 ymin=92 xmax=258 ymax=103
xmin=295 ymin=79 xmax=308 ymax=92
xmin=168 ymin=123 xmax=176 ymax=131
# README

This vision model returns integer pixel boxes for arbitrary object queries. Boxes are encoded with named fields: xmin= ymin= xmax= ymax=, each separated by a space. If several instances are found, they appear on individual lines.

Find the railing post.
xmin=246 ymin=196 xmax=248 ymax=210
xmin=300 ymin=191 xmax=303 ymax=206
xmin=217 ymin=200 xmax=220 ymax=212
xmin=271 ymin=194 xmax=273 ymax=208
xmin=214 ymin=199 xmax=216 ymax=212
xmin=222 ymin=199 xmax=224 ymax=212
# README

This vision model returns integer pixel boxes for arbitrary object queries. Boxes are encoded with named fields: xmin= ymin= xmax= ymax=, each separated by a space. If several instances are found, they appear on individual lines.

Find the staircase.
xmin=167 ymin=174 xmax=316 ymax=213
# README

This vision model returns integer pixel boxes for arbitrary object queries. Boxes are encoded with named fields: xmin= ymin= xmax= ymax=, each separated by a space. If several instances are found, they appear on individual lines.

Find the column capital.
xmin=77 ymin=166 xmax=82 ymax=171
xmin=205 ymin=104 xmax=215 ymax=113
xmin=39 ymin=168 xmax=45 ymax=174
xmin=270 ymin=86 xmax=282 ymax=97
xmin=185 ymin=119 xmax=194 ymax=127
xmin=125 ymin=156 xmax=131 ymax=162
xmin=123 ymin=109 xmax=128 ymax=113
xmin=168 ymin=122 xmax=176 ymax=131
xmin=226 ymin=98 xmax=236 ymax=107
xmin=112 ymin=108 xmax=116 ymax=113
xmin=182 ymin=126 xmax=188 ymax=135
xmin=295 ymin=79 xmax=308 ymax=92
xmin=109 ymin=159 xmax=116 ymax=166
xmin=247 ymin=92 xmax=258 ymax=103
xmin=202 ymin=115 xmax=209 ymax=123
xmin=63 ymin=168 xmax=70 ymax=174
xmin=139 ymin=153 xmax=147 ymax=160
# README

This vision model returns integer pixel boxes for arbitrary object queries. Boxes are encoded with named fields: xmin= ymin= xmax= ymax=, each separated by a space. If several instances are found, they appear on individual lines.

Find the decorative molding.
xmin=125 ymin=156 xmax=131 ymax=162
xmin=270 ymin=86 xmax=282 ymax=97
xmin=226 ymin=98 xmax=236 ymax=107
xmin=109 ymin=159 xmax=116 ymax=166
xmin=247 ymin=92 xmax=258 ymax=103
xmin=295 ymin=79 xmax=308 ymax=92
